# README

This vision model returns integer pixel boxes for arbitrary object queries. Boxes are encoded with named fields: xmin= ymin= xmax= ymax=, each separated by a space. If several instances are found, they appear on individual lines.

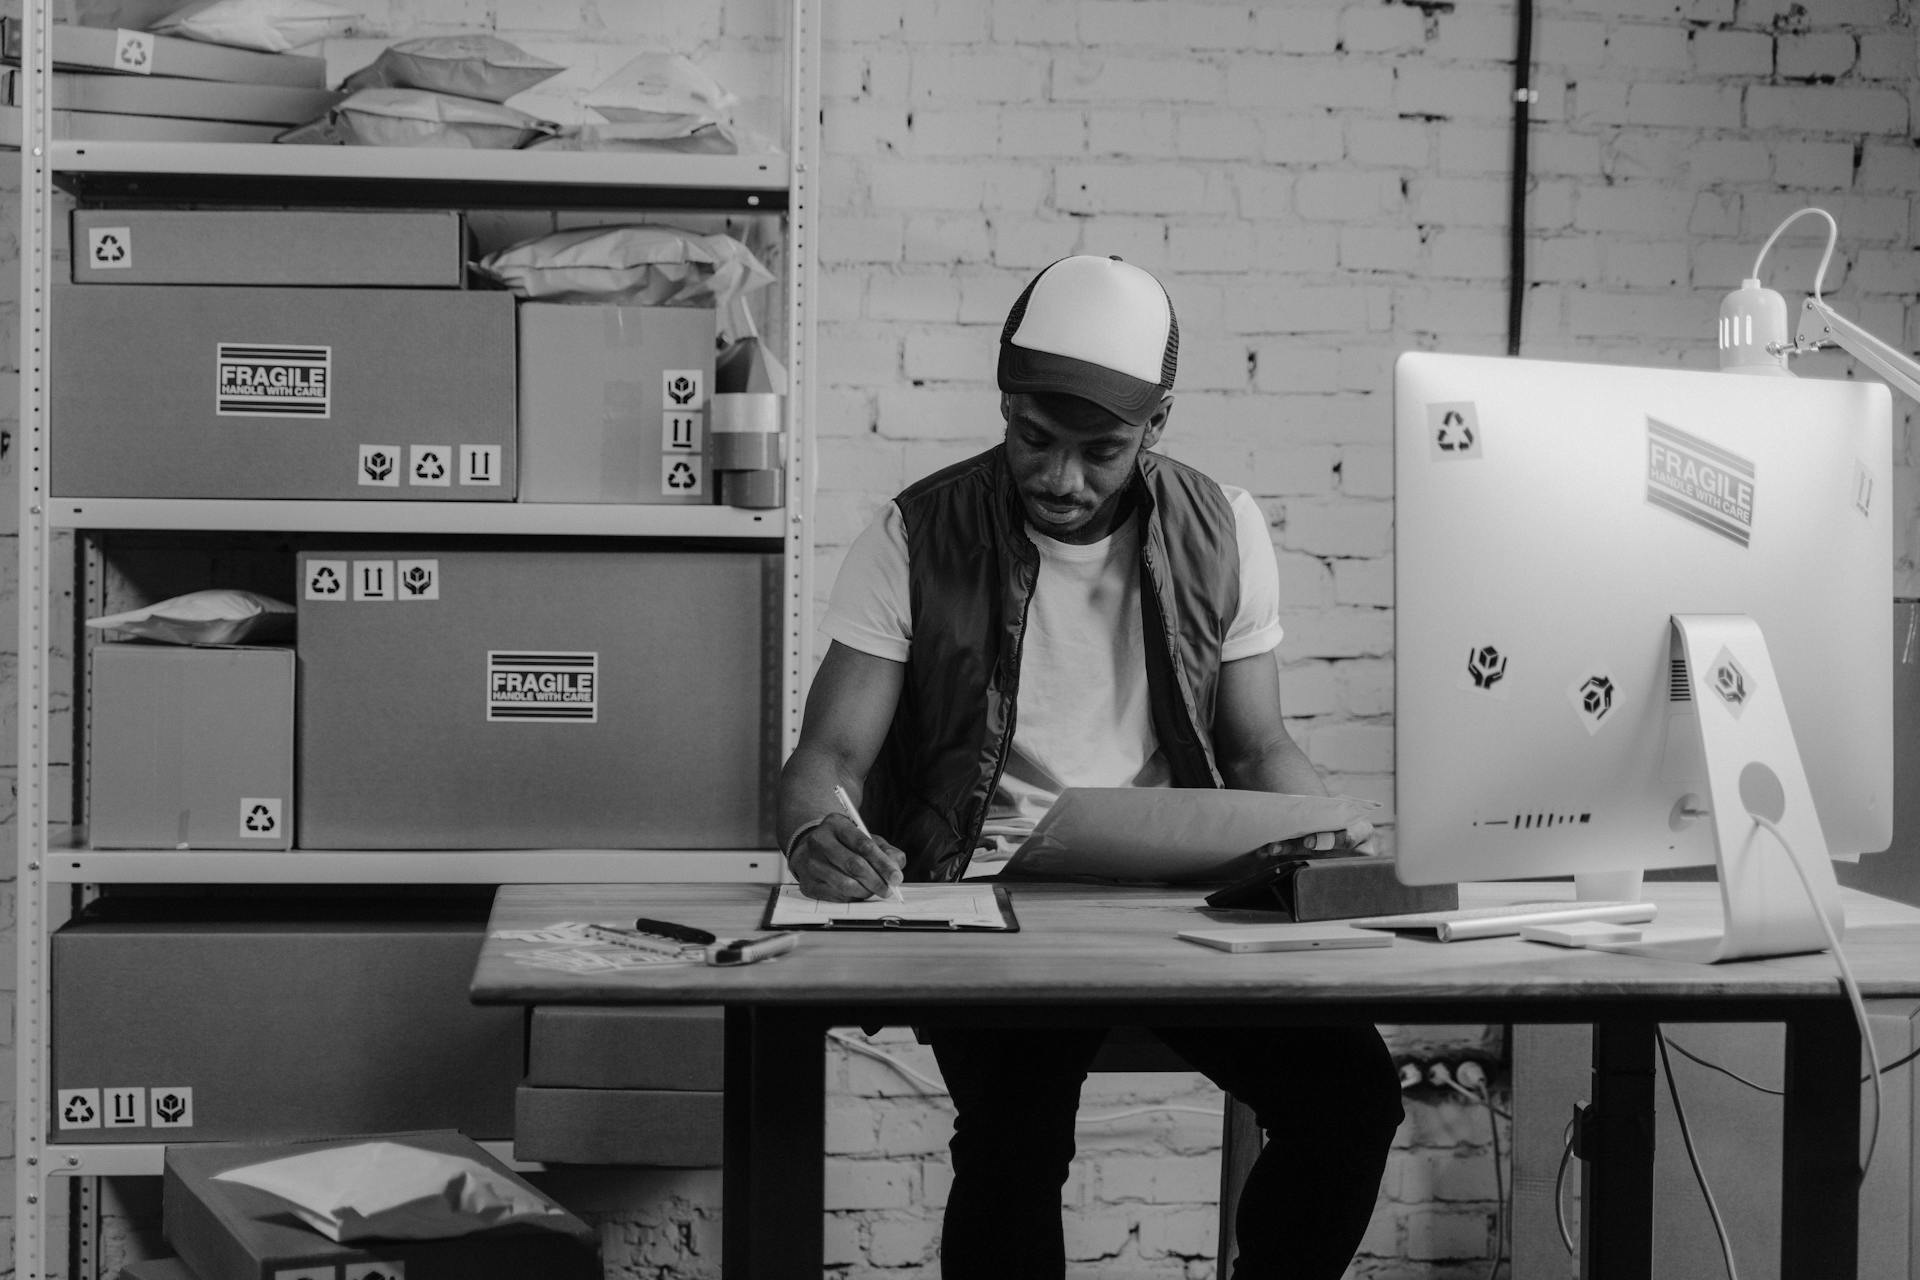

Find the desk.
xmin=473 ymin=881 xmax=1920 ymax=1280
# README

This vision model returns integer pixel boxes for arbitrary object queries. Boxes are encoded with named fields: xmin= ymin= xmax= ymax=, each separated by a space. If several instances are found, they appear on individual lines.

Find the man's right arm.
xmin=778 ymin=640 xmax=909 ymax=901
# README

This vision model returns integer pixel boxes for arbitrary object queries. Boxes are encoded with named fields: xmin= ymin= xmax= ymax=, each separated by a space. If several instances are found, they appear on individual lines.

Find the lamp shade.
xmin=1718 ymin=278 xmax=1793 ymax=375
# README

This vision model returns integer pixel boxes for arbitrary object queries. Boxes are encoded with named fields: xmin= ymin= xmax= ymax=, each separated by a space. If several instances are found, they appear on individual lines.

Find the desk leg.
xmin=1781 ymin=1001 xmax=1859 ymax=1280
xmin=1580 ymin=1019 xmax=1655 ymax=1280
xmin=723 ymin=1007 xmax=825 ymax=1280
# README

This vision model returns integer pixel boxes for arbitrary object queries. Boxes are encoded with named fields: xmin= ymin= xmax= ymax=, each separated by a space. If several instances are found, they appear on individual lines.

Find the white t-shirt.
xmin=824 ymin=484 xmax=1283 ymax=875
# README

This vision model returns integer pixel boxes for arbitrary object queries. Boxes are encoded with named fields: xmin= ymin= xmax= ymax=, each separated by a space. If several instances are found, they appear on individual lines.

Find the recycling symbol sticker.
xmin=87 ymin=227 xmax=133 ymax=271
xmin=346 ymin=1263 xmax=407 ymax=1280
xmin=57 ymin=1088 xmax=101 ymax=1129
xmin=409 ymin=445 xmax=451 ymax=487
xmin=1428 ymin=402 xmax=1483 ymax=460
xmin=305 ymin=560 xmax=348 ymax=601
xmin=113 ymin=29 xmax=155 ymax=74
xmin=240 ymin=798 xmax=282 ymax=840
xmin=662 ymin=455 xmax=705 ymax=497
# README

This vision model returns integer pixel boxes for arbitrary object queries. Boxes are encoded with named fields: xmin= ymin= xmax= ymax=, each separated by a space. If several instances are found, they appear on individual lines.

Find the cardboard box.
xmin=296 ymin=546 xmax=777 ymax=849
xmin=0 ymin=104 xmax=282 ymax=144
xmin=89 ymin=644 xmax=294 ymax=850
xmin=51 ymin=899 xmax=523 ymax=1143
xmin=52 ymin=286 xmax=516 ymax=501
xmin=2 ymin=18 xmax=328 ymax=87
xmin=117 ymin=1260 xmax=200 ymax=1280
xmin=516 ymin=302 xmax=717 ymax=504
xmin=7 ymin=69 xmax=337 ymax=126
xmin=513 ymin=1087 xmax=723 ymax=1166
xmin=164 ymin=1131 xmax=599 ymax=1280
xmin=527 ymin=1006 xmax=723 ymax=1089
xmin=72 ymin=209 xmax=465 ymax=287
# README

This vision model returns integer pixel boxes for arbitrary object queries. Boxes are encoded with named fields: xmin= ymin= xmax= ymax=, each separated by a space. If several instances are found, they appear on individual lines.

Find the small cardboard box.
xmin=52 ymin=285 xmax=516 ymax=501
xmin=527 ymin=1006 xmax=724 ymax=1090
xmin=163 ymin=1131 xmax=599 ymax=1280
xmin=516 ymin=302 xmax=717 ymax=504
xmin=117 ymin=1259 xmax=200 ymax=1280
xmin=73 ymin=209 xmax=466 ymax=287
xmin=1 ymin=17 xmax=329 ymax=87
xmin=51 ymin=899 xmax=523 ymax=1143
xmin=89 ymin=644 xmax=293 ymax=851
xmin=514 ymin=1087 xmax=723 ymax=1166
xmin=296 ymin=546 xmax=777 ymax=849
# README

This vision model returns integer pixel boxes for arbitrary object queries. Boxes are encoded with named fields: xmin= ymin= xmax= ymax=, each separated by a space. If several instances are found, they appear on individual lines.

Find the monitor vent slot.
xmin=1479 ymin=812 xmax=1594 ymax=830
xmin=1669 ymin=657 xmax=1691 ymax=702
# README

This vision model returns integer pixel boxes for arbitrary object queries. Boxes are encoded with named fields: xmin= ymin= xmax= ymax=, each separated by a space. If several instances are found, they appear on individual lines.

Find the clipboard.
xmin=761 ymin=884 xmax=1019 ymax=933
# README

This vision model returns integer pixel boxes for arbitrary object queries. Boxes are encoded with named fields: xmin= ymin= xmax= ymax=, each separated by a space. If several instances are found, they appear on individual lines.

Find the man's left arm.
xmin=1213 ymin=652 xmax=1377 ymax=853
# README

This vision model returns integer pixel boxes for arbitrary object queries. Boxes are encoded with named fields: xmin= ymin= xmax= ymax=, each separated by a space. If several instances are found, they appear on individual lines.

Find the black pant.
xmin=926 ymin=1023 xmax=1403 ymax=1279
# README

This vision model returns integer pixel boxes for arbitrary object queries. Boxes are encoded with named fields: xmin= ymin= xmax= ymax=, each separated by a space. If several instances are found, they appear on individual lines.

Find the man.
xmin=780 ymin=255 xmax=1404 ymax=1278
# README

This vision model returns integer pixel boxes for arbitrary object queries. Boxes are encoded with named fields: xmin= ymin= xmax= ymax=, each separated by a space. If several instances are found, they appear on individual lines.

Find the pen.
xmin=833 ymin=783 xmax=905 ymax=904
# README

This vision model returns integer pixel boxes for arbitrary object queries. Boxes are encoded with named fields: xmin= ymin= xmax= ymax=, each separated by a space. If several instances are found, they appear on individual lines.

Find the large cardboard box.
xmin=11 ymin=70 xmax=338 ymax=127
xmin=89 ymin=644 xmax=294 ymax=851
xmin=72 ymin=209 xmax=466 ymax=287
xmin=516 ymin=302 xmax=717 ymax=504
xmin=117 ymin=1260 xmax=199 ymax=1280
xmin=296 ymin=546 xmax=777 ymax=849
xmin=513 ymin=1086 xmax=723 ymax=1166
xmin=163 ymin=1131 xmax=599 ymax=1280
xmin=51 ymin=899 xmax=523 ymax=1144
xmin=527 ymin=1006 xmax=723 ymax=1089
xmin=52 ymin=286 xmax=516 ymax=501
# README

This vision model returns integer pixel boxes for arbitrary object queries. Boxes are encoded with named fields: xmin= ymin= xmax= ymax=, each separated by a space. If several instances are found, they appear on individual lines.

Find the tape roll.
xmin=721 ymin=468 xmax=784 ymax=509
xmin=711 ymin=392 xmax=783 ymax=434
xmin=709 ymin=432 xmax=784 ymax=471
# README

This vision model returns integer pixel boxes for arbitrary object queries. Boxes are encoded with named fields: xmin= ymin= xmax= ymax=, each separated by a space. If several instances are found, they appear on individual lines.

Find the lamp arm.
xmin=1796 ymin=298 xmax=1920 ymax=406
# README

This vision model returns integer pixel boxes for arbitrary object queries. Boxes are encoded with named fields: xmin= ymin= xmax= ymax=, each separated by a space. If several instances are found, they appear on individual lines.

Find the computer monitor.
xmin=1392 ymin=352 xmax=1892 ymax=960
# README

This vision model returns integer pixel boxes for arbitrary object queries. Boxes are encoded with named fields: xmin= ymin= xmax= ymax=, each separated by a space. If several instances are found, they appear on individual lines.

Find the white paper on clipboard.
xmin=1000 ymin=788 xmax=1378 ymax=883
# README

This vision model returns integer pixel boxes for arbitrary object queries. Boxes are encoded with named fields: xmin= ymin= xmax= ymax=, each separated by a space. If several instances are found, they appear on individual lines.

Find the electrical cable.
xmin=1505 ymin=0 xmax=1536 ymax=356
xmin=1664 ymin=1032 xmax=1920 ymax=1096
xmin=1750 ymin=812 xmax=1884 ymax=1184
xmin=1749 ymin=206 xmax=1838 ymax=304
xmin=1469 ymin=1078 xmax=1507 ymax=1280
xmin=1553 ymin=1114 xmax=1576 ymax=1255
xmin=1658 ymin=1032 xmax=1742 ymax=1280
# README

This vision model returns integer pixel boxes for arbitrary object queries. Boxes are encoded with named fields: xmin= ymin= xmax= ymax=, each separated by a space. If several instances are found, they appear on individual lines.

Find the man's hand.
xmin=1255 ymin=819 xmax=1379 ymax=861
xmin=788 ymin=814 xmax=908 ymax=902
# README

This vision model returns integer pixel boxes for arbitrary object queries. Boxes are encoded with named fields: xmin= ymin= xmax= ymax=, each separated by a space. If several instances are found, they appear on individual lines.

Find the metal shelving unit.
xmin=13 ymin=2 xmax=820 ymax=1274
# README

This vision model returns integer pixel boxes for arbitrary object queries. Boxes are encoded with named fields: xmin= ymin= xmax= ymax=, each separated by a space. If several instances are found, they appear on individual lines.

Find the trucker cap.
xmin=997 ymin=255 xmax=1178 ymax=425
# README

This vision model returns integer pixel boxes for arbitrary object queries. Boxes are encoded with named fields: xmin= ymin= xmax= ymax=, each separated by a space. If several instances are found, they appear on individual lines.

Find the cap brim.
xmin=998 ymin=344 xmax=1166 ymax=426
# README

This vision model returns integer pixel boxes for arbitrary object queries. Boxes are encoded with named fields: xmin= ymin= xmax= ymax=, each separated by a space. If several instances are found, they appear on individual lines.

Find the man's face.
xmin=1001 ymin=391 xmax=1170 ymax=544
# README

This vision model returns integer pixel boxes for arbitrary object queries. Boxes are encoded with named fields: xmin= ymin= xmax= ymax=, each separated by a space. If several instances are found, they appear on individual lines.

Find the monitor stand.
xmin=1602 ymin=615 xmax=1845 ymax=964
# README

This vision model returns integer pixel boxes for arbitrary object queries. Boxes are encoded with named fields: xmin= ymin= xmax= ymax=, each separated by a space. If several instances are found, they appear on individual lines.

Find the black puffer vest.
xmin=863 ymin=444 xmax=1242 ymax=881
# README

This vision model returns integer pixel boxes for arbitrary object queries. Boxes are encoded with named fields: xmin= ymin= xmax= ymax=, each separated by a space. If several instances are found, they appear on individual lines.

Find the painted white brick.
xmin=959 ymin=269 xmax=1037 ymax=323
xmin=1746 ymin=84 xmax=1909 ymax=134
xmin=1338 ymin=345 xmax=1402 ymax=395
xmin=1055 ymin=163 xmax=1227 ymax=215
xmin=1860 ymin=140 xmax=1920 ymax=193
xmin=1404 ymin=1207 xmax=1494 ymax=1261
xmin=1280 ymin=499 xmax=1392 ymax=557
xmin=1858 ymin=27 xmax=1916 ymax=79
xmin=1568 ymin=291 xmax=1717 ymax=342
xmin=1425 ymin=9 xmax=1517 ymax=62
xmin=1393 ymin=64 xmax=1517 ymax=123
xmin=904 ymin=213 xmax=993 ymax=264
xmin=992 ymin=218 xmax=1084 ymax=268
xmin=1532 ymin=235 xmax=1602 ymax=283
xmin=823 ymin=0 xmax=903 ymax=42
xmin=1538 ymin=16 xmax=1609 ymax=67
xmin=1605 ymin=131 xmax=1690 ymax=182
xmin=823 ymin=103 xmax=911 ymax=157
xmin=1075 ymin=216 xmax=1173 ymax=269
xmin=1409 ymin=176 xmax=1506 ymax=228
xmin=1689 ymin=136 xmax=1773 ymax=184
xmin=1340 ymin=3 xmax=1428 ymax=53
xmin=876 ymin=387 xmax=1000 ymax=440
xmin=1249 ymin=443 xmax=1341 ymax=497
xmin=1348 ymin=116 xmax=1432 ymax=169
xmin=1075 ymin=0 xmax=1170 ymax=47
xmin=1602 ymin=240 xmax=1689 ymax=289
xmin=1258 ymin=113 xmax=1346 ymax=164
xmin=899 ymin=0 xmax=992 ymax=43
xmin=1162 ymin=3 xmax=1259 ymax=51
xmin=1777 ymin=31 xmax=1859 ymax=79
xmin=819 ymin=215 xmax=905 ymax=267
xmin=820 ymin=326 xmax=902 ymax=386
xmin=1530 ymin=131 xmax=1606 ymax=178
xmin=825 ymin=1159 xmax=914 ymax=1211
xmin=823 ymin=1213 xmax=865 ymax=1266
xmin=1165 ymin=221 xmax=1256 ymax=273
xmin=1338 ymin=447 xmax=1393 ymax=499
xmin=1170 ymin=338 xmax=1251 ymax=393
xmin=911 ymin=49 xmax=1050 ymax=104
xmin=1231 ymin=167 xmax=1295 ymax=219
xmin=867 ymin=1215 xmax=942 ymax=1265
xmin=1224 ymin=284 xmax=1386 ymax=336
xmin=1225 ymin=56 xmax=1394 ymax=111
xmin=1094 ymin=1154 xmax=1221 ymax=1203
xmin=1279 ymin=607 xmax=1395 ymax=659
xmin=1306 ymin=721 xmax=1394 ymax=773
xmin=1172 ymin=109 xmax=1263 ymax=161
xmin=1136 ymin=1205 xmax=1216 ymax=1258
xmin=990 ymin=0 xmax=1077 ymax=44
xmin=1772 ymin=139 xmax=1856 ymax=190
xmin=1061 ymin=1208 xmax=1136 ymax=1262
xmin=1296 ymin=170 xmax=1405 ymax=221
xmin=1087 ymin=108 xmax=1179 ymax=158
xmin=867 ymin=271 xmax=964 ymax=322
xmin=827 ymin=1099 xmax=881 ymax=1153
xmin=817 ymin=442 xmax=909 ymax=498
xmin=902 ymin=328 xmax=996 ymax=382
xmin=1339 ymin=226 xmax=1423 ymax=275
xmin=1252 ymin=342 xmax=1345 ymax=395
xmin=1624 ymin=81 xmax=1743 ymax=129
xmin=903 ymin=107 xmax=1000 ymax=157
xmin=1333 ymin=557 xmax=1393 ymax=607
xmin=996 ymin=107 xmax=1088 ymax=157
xmin=1604 ymin=23 xmax=1695 ymax=73
xmin=1053 ymin=52 xmax=1225 ymax=104
xmin=869 ymin=162 xmax=986 ymax=212
xmin=1569 ymin=77 xmax=1629 ymax=126
xmin=1249 ymin=4 xmax=1340 ymax=54
xmin=1396 ymin=285 xmax=1509 ymax=339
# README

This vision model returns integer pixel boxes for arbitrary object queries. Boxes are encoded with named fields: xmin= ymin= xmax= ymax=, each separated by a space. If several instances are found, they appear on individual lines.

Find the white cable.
xmin=1750 ymin=206 xmax=1838 ymax=299
xmin=1468 ymin=1080 xmax=1507 ymax=1280
xmin=1078 ymin=1104 xmax=1226 ymax=1124
xmin=1749 ymin=813 xmax=1883 ymax=1183
xmin=1658 ymin=1031 xmax=1742 ymax=1280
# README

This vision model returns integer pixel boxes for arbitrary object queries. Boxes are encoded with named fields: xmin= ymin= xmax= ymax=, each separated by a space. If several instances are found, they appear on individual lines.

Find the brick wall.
xmin=6 ymin=0 xmax=1919 ymax=1277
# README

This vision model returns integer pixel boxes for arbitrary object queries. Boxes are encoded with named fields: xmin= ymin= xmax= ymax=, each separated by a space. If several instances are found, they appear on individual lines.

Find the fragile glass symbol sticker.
xmin=1458 ymin=643 xmax=1512 ymax=700
xmin=150 ymin=1087 xmax=194 ymax=1128
xmin=239 ymin=797 xmax=282 ymax=839
xmin=664 ymin=368 xmax=706 ymax=410
xmin=1566 ymin=669 xmax=1618 ymax=736
xmin=397 ymin=559 xmax=440 ymax=601
xmin=1427 ymin=402 xmax=1482 ymax=460
xmin=488 ymin=651 xmax=599 ymax=723
xmin=358 ymin=445 xmax=401 ymax=487
xmin=1708 ymin=646 xmax=1754 ymax=718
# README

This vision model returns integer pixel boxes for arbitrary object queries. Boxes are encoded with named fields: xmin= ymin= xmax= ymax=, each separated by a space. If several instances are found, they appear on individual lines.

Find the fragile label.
xmin=105 ymin=1086 xmax=146 ymax=1128
xmin=217 ymin=344 xmax=331 ymax=418
xmin=487 ymin=651 xmax=598 ymax=723
xmin=396 ymin=559 xmax=439 ymax=600
xmin=1647 ymin=417 xmax=1753 ymax=547
xmin=353 ymin=560 xmax=395 ymax=601
xmin=345 ymin=1264 xmax=406 ymax=1280
xmin=359 ymin=445 xmax=401 ymax=487
xmin=149 ymin=1087 xmax=194 ymax=1128
xmin=664 ymin=369 xmax=705 ymax=410
xmin=665 ymin=412 xmax=703 ymax=452
xmin=460 ymin=444 xmax=502 ymax=486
